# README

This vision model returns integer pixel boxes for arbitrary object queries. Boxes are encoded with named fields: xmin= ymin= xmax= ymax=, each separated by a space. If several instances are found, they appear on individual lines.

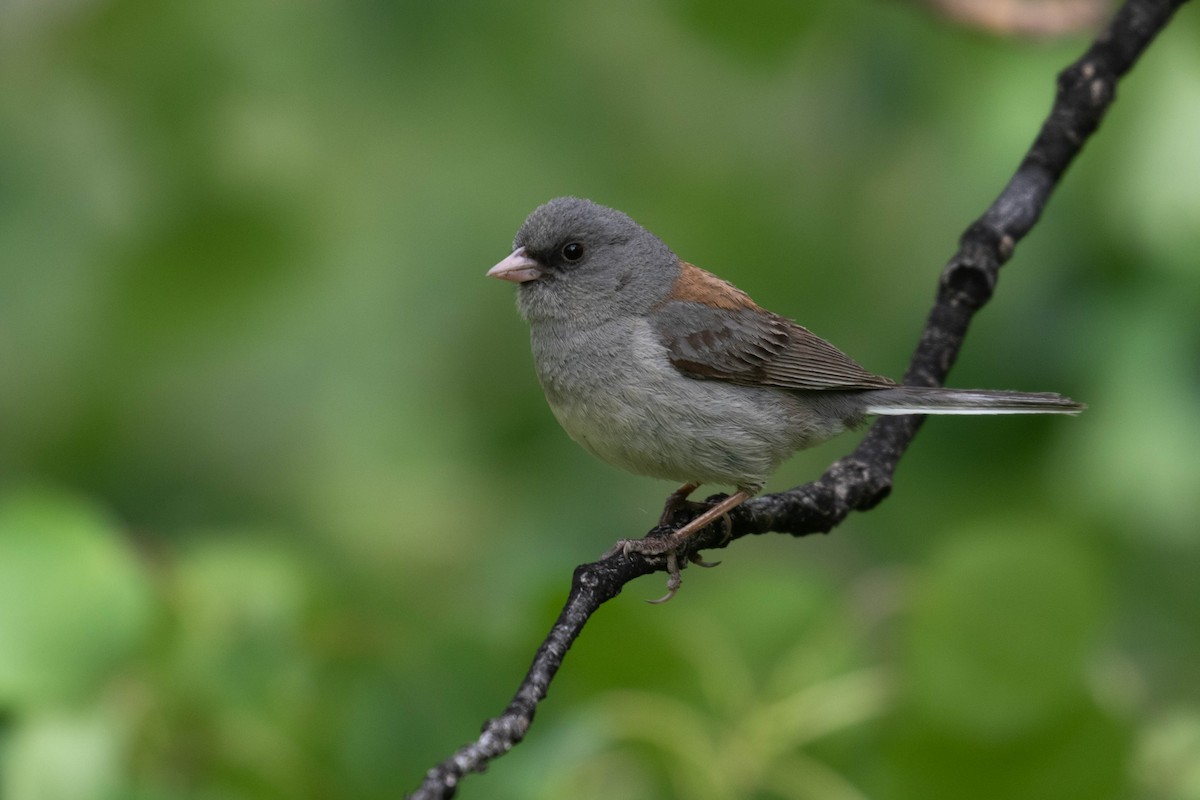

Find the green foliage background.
xmin=2 ymin=1 xmax=1199 ymax=798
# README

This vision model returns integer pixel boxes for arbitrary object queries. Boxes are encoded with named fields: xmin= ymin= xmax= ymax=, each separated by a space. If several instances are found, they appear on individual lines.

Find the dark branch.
xmin=409 ymin=1 xmax=1189 ymax=796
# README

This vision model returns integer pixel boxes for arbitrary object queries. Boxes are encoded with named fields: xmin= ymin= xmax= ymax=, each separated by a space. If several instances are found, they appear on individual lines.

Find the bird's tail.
xmin=863 ymin=387 xmax=1085 ymax=416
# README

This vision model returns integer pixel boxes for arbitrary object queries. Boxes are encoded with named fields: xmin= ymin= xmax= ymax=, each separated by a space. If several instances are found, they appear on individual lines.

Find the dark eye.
xmin=561 ymin=242 xmax=584 ymax=262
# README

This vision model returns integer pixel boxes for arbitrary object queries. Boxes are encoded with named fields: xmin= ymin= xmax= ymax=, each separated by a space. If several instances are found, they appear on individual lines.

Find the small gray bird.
xmin=489 ymin=197 xmax=1083 ymax=600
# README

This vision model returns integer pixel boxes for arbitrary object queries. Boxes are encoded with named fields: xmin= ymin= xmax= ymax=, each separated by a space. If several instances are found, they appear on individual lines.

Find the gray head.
xmin=488 ymin=197 xmax=679 ymax=324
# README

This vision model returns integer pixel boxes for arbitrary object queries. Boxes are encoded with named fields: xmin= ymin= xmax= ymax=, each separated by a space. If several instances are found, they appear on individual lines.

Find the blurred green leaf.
xmin=2 ymin=708 xmax=126 ymax=800
xmin=169 ymin=536 xmax=315 ymax=709
xmin=1134 ymin=710 xmax=1200 ymax=800
xmin=0 ymin=486 xmax=152 ymax=709
xmin=882 ymin=695 xmax=1129 ymax=800
xmin=903 ymin=525 xmax=1103 ymax=737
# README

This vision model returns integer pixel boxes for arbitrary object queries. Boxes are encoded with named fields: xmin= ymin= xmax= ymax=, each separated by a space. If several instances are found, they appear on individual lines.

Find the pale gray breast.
xmin=527 ymin=317 xmax=840 ymax=489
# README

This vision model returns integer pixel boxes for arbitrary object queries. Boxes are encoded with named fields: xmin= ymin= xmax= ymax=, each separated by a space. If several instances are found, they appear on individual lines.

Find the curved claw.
xmin=689 ymin=553 xmax=722 ymax=568
xmin=646 ymin=551 xmax=682 ymax=604
xmin=646 ymin=586 xmax=678 ymax=604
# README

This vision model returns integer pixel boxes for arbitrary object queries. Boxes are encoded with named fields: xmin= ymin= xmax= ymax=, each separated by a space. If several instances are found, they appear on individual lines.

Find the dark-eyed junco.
xmin=489 ymin=197 xmax=1083 ymax=600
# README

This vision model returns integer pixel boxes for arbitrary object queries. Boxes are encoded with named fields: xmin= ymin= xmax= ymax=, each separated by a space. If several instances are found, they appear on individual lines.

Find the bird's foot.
xmin=598 ymin=527 xmax=697 ymax=604
xmin=602 ymin=489 xmax=752 ymax=602
xmin=645 ymin=549 xmax=725 ymax=603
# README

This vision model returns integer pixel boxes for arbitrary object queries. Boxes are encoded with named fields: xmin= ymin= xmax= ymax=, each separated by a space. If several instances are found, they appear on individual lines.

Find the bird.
xmin=488 ymin=197 xmax=1084 ymax=601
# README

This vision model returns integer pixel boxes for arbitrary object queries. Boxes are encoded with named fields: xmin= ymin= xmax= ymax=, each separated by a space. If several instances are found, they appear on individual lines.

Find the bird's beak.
xmin=487 ymin=247 xmax=543 ymax=283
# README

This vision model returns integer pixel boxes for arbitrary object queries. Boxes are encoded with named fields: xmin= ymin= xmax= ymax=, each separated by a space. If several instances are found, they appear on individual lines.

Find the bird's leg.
xmin=658 ymin=483 xmax=728 ymax=566
xmin=608 ymin=488 xmax=749 ymax=558
xmin=659 ymin=489 xmax=752 ymax=551
xmin=600 ymin=482 xmax=702 ymax=561
xmin=658 ymin=481 xmax=702 ymax=525
xmin=602 ymin=489 xmax=753 ymax=602
xmin=686 ymin=493 xmax=737 ymax=568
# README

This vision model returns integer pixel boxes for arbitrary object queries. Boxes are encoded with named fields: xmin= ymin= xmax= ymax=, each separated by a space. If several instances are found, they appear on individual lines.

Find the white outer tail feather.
xmin=867 ymin=406 xmax=1073 ymax=415
xmin=863 ymin=387 xmax=1085 ymax=416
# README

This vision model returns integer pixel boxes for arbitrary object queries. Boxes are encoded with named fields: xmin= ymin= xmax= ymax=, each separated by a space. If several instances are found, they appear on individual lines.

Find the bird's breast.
xmin=529 ymin=318 xmax=649 ymax=435
xmin=526 ymin=317 xmax=814 ymax=489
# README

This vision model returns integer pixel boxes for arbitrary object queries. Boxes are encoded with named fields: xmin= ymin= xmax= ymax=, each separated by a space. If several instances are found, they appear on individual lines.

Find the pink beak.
xmin=487 ymin=247 xmax=543 ymax=283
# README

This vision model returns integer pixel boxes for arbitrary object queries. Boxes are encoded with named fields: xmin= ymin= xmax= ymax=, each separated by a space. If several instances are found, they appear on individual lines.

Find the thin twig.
xmin=409 ymin=1 xmax=1188 ymax=796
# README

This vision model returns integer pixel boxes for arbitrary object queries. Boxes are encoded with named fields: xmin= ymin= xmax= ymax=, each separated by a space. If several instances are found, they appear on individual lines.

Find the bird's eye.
xmin=561 ymin=242 xmax=585 ymax=262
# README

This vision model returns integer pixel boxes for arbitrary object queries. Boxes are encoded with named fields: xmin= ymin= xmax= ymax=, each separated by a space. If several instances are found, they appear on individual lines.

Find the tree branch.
xmin=409 ymin=0 xmax=1189 ymax=796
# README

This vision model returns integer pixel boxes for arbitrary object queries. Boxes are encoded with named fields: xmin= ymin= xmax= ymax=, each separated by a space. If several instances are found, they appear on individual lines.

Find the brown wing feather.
xmin=654 ymin=262 xmax=895 ymax=391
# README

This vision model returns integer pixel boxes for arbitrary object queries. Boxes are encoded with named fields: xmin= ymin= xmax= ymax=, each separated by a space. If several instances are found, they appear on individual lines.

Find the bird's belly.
xmin=533 ymin=320 xmax=839 ymax=490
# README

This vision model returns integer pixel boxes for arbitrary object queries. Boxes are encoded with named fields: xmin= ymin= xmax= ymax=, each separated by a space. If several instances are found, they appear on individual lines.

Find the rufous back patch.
xmin=668 ymin=261 xmax=759 ymax=311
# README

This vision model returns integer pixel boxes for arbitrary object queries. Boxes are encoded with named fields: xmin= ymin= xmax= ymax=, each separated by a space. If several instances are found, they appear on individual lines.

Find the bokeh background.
xmin=2 ymin=1 xmax=1199 ymax=798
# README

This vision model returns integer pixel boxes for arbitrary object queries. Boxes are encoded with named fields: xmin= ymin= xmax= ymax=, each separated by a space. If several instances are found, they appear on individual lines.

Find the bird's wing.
xmin=652 ymin=263 xmax=896 ymax=392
